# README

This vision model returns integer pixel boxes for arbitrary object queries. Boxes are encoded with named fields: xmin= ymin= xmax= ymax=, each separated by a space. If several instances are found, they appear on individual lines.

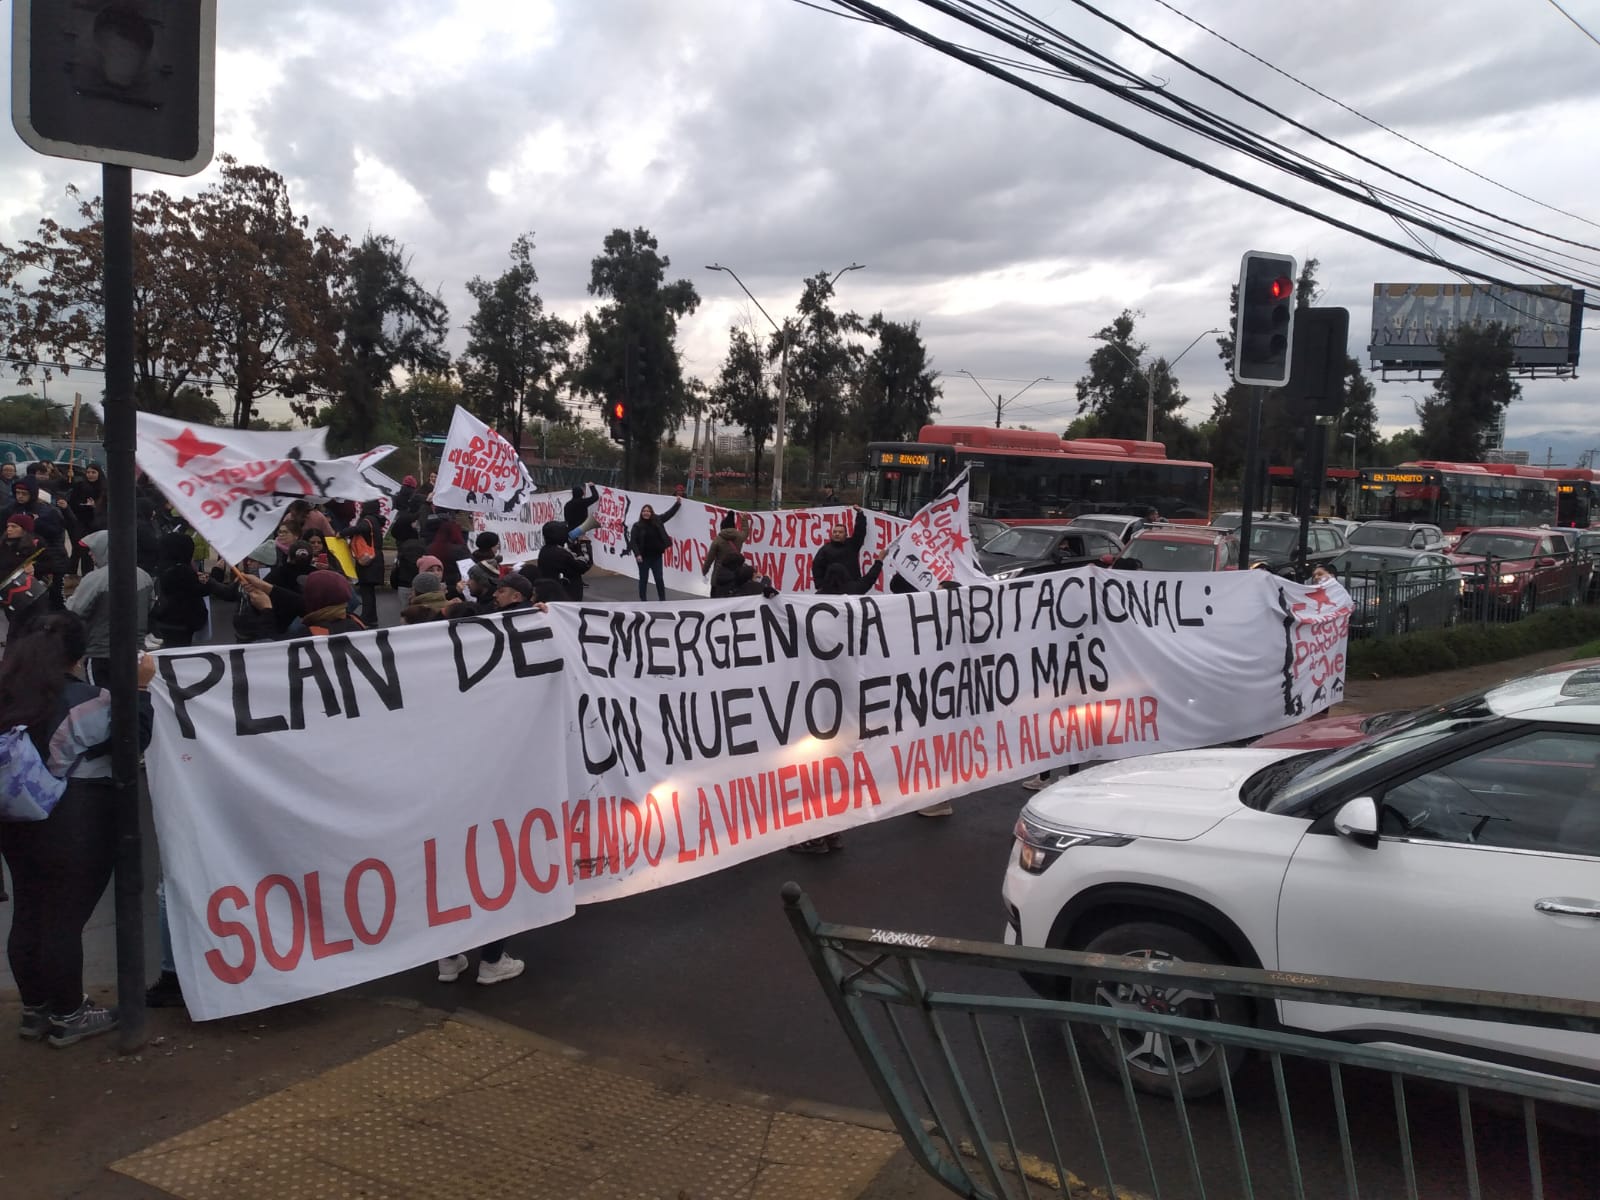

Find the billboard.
xmin=1368 ymin=283 xmax=1583 ymax=371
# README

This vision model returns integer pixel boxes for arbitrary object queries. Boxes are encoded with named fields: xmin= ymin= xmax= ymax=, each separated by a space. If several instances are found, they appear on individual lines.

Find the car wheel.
xmin=1394 ymin=606 xmax=1411 ymax=635
xmin=1067 ymin=921 xmax=1250 ymax=1099
xmin=1520 ymin=587 xmax=1536 ymax=618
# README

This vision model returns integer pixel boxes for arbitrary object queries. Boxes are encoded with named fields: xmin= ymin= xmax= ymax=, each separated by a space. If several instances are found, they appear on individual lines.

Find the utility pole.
xmin=957 ymin=370 xmax=1050 ymax=428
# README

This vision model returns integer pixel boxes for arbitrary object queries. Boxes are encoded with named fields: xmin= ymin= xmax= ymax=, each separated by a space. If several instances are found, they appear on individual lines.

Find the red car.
xmin=1448 ymin=527 xmax=1580 ymax=616
xmin=1120 ymin=526 xmax=1239 ymax=572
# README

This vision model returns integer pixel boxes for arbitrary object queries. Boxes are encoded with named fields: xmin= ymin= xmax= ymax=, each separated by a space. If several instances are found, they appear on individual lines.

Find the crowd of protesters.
xmin=0 ymin=466 xmax=953 ymax=1042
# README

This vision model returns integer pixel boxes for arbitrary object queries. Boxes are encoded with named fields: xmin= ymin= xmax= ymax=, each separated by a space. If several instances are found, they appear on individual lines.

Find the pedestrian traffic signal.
xmin=608 ymin=401 xmax=629 ymax=444
xmin=1233 ymin=251 xmax=1298 ymax=388
xmin=11 ymin=0 xmax=216 ymax=176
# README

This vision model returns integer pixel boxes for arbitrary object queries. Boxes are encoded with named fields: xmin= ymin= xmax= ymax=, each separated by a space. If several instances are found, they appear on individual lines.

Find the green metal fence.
xmin=784 ymin=885 xmax=1600 ymax=1199
xmin=1345 ymin=552 xmax=1594 ymax=639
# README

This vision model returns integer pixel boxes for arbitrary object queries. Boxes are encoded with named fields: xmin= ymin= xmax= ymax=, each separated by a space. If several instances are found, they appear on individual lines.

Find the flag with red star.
xmin=881 ymin=466 xmax=992 ymax=590
xmin=135 ymin=412 xmax=399 ymax=569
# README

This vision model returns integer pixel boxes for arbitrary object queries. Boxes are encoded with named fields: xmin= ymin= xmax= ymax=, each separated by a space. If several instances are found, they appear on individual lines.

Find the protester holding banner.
xmin=536 ymin=521 xmax=592 ymax=601
xmin=287 ymin=571 xmax=365 ymax=637
xmin=627 ymin=501 xmax=682 ymax=601
xmin=0 ymin=614 xmax=155 ymax=1047
xmin=564 ymin=483 xmax=599 ymax=531
xmin=812 ymin=509 xmax=868 ymax=592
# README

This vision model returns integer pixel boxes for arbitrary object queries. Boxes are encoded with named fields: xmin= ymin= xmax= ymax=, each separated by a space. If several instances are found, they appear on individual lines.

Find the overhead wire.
xmin=1542 ymin=0 xmax=1600 ymax=52
xmin=807 ymin=0 xmax=1600 ymax=309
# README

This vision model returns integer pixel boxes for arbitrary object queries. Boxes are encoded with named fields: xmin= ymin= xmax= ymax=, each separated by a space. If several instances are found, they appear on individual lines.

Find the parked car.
xmin=978 ymin=526 xmax=1121 ymax=581
xmin=1448 ymin=527 xmax=1580 ymax=617
xmin=1331 ymin=546 xmax=1462 ymax=635
xmin=970 ymin=516 xmax=1007 ymax=551
xmin=1581 ymin=532 xmax=1600 ymax=600
xmin=1067 ymin=513 xmax=1147 ymax=546
xmin=1119 ymin=526 xmax=1238 ymax=572
xmin=1347 ymin=521 xmax=1446 ymax=551
xmin=1004 ymin=662 xmax=1600 ymax=1096
xmin=1211 ymin=511 xmax=1271 ymax=532
xmin=1242 ymin=518 xmax=1346 ymax=577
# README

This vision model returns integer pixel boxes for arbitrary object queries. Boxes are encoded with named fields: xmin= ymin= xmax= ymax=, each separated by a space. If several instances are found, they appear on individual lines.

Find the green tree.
xmin=140 ymin=382 xmax=225 ymax=425
xmin=851 ymin=315 xmax=940 ymax=443
xmin=460 ymin=234 xmax=573 ymax=452
xmin=1075 ymin=310 xmax=1193 ymax=442
xmin=572 ymin=228 xmax=699 ymax=487
xmin=391 ymin=372 xmax=466 ymax=444
xmin=1375 ymin=427 xmax=1424 ymax=467
xmin=0 ymin=394 xmax=71 ymax=434
xmin=778 ymin=272 xmax=862 ymax=479
xmin=321 ymin=234 xmax=449 ymax=451
xmin=711 ymin=327 xmax=773 ymax=500
xmin=1415 ymin=322 xmax=1521 ymax=460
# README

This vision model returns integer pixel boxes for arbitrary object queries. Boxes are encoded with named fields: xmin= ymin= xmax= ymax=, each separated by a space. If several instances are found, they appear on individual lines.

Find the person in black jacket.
xmin=536 ymin=520 xmax=592 ymax=601
xmin=347 ymin=499 xmax=387 ymax=628
xmin=66 ymin=464 xmax=103 ymax=575
xmin=133 ymin=498 xmax=162 ymax=577
xmin=627 ymin=500 xmax=681 ymax=601
xmin=150 ymin=532 xmax=208 ymax=647
xmin=201 ymin=542 xmax=279 ymax=643
xmin=564 ymin=482 xmax=599 ymax=531
xmin=388 ymin=502 xmax=424 ymax=606
xmin=0 ymin=612 xmax=155 ymax=1047
xmin=818 ymin=552 xmax=885 ymax=596
xmin=811 ymin=508 xmax=867 ymax=592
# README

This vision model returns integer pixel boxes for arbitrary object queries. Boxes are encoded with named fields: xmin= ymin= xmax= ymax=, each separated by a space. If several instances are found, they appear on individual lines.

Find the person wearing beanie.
xmin=148 ymin=532 xmax=208 ymax=648
xmin=4 ymin=480 xmax=44 ymax=526
xmin=426 ymin=513 xmax=466 ymax=586
xmin=346 ymin=498 xmax=387 ymax=629
xmin=281 ymin=570 xmax=364 ymax=637
xmin=415 ymin=554 xmax=444 ymax=578
xmin=702 ymin=517 xmax=749 ymax=582
xmin=0 ymin=513 xmax=45 ymax=634
xmin=475 ymin=531 xmax=500 ymax=555
xmin=66 ymin=529 xmax=154 ymax=683
xmin=408 ymin=571 xmax=450 ymax=616
xmin=536 ymin=520 xmax=591 ymax=601
xmin=395 ymin=475 xmax=418 ymax=513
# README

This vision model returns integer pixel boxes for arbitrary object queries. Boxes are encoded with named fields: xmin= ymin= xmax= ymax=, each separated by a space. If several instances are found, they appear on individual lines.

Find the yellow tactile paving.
xmin=112 ymin=1017 xmax=904 ymax=1200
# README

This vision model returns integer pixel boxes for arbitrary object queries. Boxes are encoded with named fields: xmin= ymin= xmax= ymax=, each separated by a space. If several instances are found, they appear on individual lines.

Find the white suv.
xmin=1003 ymin=664 xmax=1600 ymax=1096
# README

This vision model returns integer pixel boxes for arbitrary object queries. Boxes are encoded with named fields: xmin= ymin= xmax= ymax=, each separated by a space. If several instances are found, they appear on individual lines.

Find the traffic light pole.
xmin=104 ymin=163 xmax=146 ymax=1053
xmin=1237 ymin=386 xmax=1263 ymax=569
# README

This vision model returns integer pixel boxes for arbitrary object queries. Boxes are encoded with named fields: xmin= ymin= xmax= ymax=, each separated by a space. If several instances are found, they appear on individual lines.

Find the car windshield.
xmin=1334 ymin=551 xmax=1411 ymax=573
xmin=1579 ymin=534 xmax=1600 ymax=553
xmin=1128 ymin=538 xmax=1215 ymax=571
xmin=1247 ymin=526 xmax=1298 ymax=555
xmin=1073 ymin=517 xmax=1127 ymax=536
xmin=1348 ymin=525 xmax=1412 ymax=547
xmin=984 ymin=528 xmax=1059 ymax=559
xmin=1454 ymin=532 xmax=1538 ymax=559
xmin=1212 ymin=513 xmax=1242 ymax=530
xmin=1248 ymin=694 xmax=1499 ymax=814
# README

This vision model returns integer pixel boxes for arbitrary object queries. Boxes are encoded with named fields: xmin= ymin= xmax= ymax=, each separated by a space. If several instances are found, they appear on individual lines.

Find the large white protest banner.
xmin=433 ymin=406 xmax=539 ymax=516
xmin=135 ymin=413 xmax=396 ymax=568
xmin=148 ymin=571 xmax=1351 ymax=1019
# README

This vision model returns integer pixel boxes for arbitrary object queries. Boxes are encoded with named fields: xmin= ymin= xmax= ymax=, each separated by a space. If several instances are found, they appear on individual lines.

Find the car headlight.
xmin=1014 ymin=811 xmax=1133 ymax=874
xmin=1499 ymin=573 xmax=1517 ymax=585
xmin=991 ymin=567 xmax=1025 ymax=581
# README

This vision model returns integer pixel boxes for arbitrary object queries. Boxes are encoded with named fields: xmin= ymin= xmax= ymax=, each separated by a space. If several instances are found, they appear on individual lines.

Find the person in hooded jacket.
xmin=200 ymin=542 xmax=279 ymax=644
xmin=4 ymin=479 xmax=46 ymax=528
xmin=388 ymin=502 xmax=424 ymax=606
xmin=66 ymin=529 xmax=154 ymax=685
xmin=564 ymin=482 xmax=599 ymax=531
xmin=701 ymin=513 xmax=750 ymax=583
xmin=818 ymin=550 xmax=886 ymax=596
xmin=627 ymin=500 xmax=681 ymax=601
xmin=66 ymin=464 xmax=103 ymax=575
xmin=133 ymin=499 xmax=162 ymax=577
xmin=32 ymin=504 xmax=74 ymax=611
xmin=280 ymin=570 xmax=364 ymax=637
xmin=347 ymin=498 xmax=387 ymax=628
xmin=536 ymin=520 xmax=592 ymax=601
xmin=0 ymin=513 xmax=48 ymax=636
xmin=150 ymin=532 xmax=208 ymax=648
xmin=406 ymin=572 xmax=451 ymax=619
xmin=426 ymin=512 xmax=467 ymax=587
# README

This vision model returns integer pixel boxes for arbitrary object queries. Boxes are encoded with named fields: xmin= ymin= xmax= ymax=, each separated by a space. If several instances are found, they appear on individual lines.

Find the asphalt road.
xmin=209 ymin=575 xmax=1599 ymax=1197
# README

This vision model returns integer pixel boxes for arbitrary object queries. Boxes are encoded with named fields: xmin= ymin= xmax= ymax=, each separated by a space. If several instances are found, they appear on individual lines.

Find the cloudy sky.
xmin=5 ymin=0 xmax=1600 ymax=449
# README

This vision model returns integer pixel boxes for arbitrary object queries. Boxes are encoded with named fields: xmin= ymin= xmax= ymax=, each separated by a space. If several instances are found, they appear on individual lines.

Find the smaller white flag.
xmin=135 ymin=413 xmax=395 ymax=568
xmin=432 ymin=406 xmax=539 ymax=515
xmin=882 ymin=467 xmax=993 ymax=591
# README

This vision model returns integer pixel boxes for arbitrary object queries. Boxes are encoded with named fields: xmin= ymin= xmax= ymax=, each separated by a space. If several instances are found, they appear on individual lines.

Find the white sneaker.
xmin=1021 ymin=774 xmax=1052 ymax=792
xmin=436 ymin=954 xmax=470 ymax=982
xmin=477 ymin=954 xmax=525 ymax=986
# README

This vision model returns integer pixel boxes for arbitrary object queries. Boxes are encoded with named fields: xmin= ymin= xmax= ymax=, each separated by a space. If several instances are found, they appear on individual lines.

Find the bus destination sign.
xmin=878 ymin=451 xmax=932 ymax=467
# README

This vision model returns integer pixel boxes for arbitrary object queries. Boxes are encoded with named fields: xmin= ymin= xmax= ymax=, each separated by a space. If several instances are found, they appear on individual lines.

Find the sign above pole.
xmin=11 ymin=0 xmax=216 ymax=176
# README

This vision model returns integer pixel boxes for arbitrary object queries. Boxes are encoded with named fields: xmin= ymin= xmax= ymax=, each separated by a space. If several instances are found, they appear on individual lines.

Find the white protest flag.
xmin=882 ymin=467 xmax=992 ymax=590
xmin=148 ymin=571 xmax=1352 ymax=1019
xmin=433 ymin=406 xmax=539 ymax=515
xmin=135 ymin=413 xmax=397 ymax=567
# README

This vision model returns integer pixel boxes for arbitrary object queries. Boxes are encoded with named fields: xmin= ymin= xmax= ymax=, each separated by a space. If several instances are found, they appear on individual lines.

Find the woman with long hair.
xmin=0 ymin=612 xmax=154 ymax=1046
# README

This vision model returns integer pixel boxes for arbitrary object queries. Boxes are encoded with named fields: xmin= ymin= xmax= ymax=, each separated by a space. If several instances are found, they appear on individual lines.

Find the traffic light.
xmin=608 ymin=400 xmax=629 ymax=444
xmin=1233 ymin=251 xmax=1298 ymax=388
xmin=11 ymin=0 xmax=216 ymax=176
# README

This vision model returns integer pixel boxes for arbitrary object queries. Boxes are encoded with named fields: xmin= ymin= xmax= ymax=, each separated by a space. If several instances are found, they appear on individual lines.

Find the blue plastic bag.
xmin=0 ymin=725 xmax=67 ymax=822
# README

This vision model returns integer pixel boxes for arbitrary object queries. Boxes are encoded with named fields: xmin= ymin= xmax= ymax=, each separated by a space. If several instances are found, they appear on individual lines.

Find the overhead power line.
xmin=807 ymin=0 xmax=1600 ymax=309
xmin=1543 ymin=0 xmax=1600 ymax=50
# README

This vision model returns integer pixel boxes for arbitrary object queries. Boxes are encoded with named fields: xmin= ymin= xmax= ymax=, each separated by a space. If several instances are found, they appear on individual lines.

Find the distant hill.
xmin=1503 ymin=430 xmax=1600 ymax=468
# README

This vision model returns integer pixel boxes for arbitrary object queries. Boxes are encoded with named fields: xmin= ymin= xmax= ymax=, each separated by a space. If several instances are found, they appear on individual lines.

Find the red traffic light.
xmin=612 ymin=401 xmax=626 ymax=421
xmin=1270 ymin=277 xmax=1293 ymax=301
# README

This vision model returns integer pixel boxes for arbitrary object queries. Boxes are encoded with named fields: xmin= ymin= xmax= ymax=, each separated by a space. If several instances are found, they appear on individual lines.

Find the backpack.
xmin=350 ymin=529 xmax=377 ymax=566
xmin=0 ymin=725 xmax=67 ymax=822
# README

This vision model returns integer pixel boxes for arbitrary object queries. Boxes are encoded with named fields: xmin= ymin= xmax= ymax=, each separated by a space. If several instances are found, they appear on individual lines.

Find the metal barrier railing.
xmin=783 ymin=885 xmax=1600 ymax=1200
xmin=1343 ymin=551 xmax=1595 ymax=639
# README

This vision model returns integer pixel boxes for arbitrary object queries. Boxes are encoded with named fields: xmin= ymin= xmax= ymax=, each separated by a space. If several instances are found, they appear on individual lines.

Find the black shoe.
xmin=788 ymin=838 xmax=832 ymax=855
xmin=145 ymin=971 xmax=184 ymax=1009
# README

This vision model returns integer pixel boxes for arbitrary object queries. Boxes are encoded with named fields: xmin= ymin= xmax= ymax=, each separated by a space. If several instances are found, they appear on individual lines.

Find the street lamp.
xmin=957 ymin=370 xmax=1052 ymax=428
xmin=1342 ymin=431 xmax=1357 ymax=472
xmin=1094 ymin=328 xmax=1221 ymax=441
xmin=705 ymin=261 xmax=864 ymax=508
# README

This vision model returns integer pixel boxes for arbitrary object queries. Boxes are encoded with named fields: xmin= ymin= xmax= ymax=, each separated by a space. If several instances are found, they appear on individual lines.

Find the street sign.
xmin=1286 ymin=307 xmax=1352 ymax=417
xmin=12 ymin=0 xmax=216 ymax=176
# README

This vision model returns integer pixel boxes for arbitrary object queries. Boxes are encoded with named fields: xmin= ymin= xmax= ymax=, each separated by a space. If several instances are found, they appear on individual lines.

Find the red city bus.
xmin=1544 ymin=467 xmax=1597 ymax=528
xmin=863 ymin=425 xmax=1214 ymax=523
xmin=1355 ymin=461 xmax=1559 ymax=536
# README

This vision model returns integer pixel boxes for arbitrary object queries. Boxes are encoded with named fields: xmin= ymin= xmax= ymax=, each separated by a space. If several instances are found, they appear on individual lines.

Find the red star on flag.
xmin=1304 ymin=586 xmax=1333 ymax=610
xmin=947 ymin=528 xmax=970 ymax=553
xmin=164 ymin=428 xmax=226 ymax=468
